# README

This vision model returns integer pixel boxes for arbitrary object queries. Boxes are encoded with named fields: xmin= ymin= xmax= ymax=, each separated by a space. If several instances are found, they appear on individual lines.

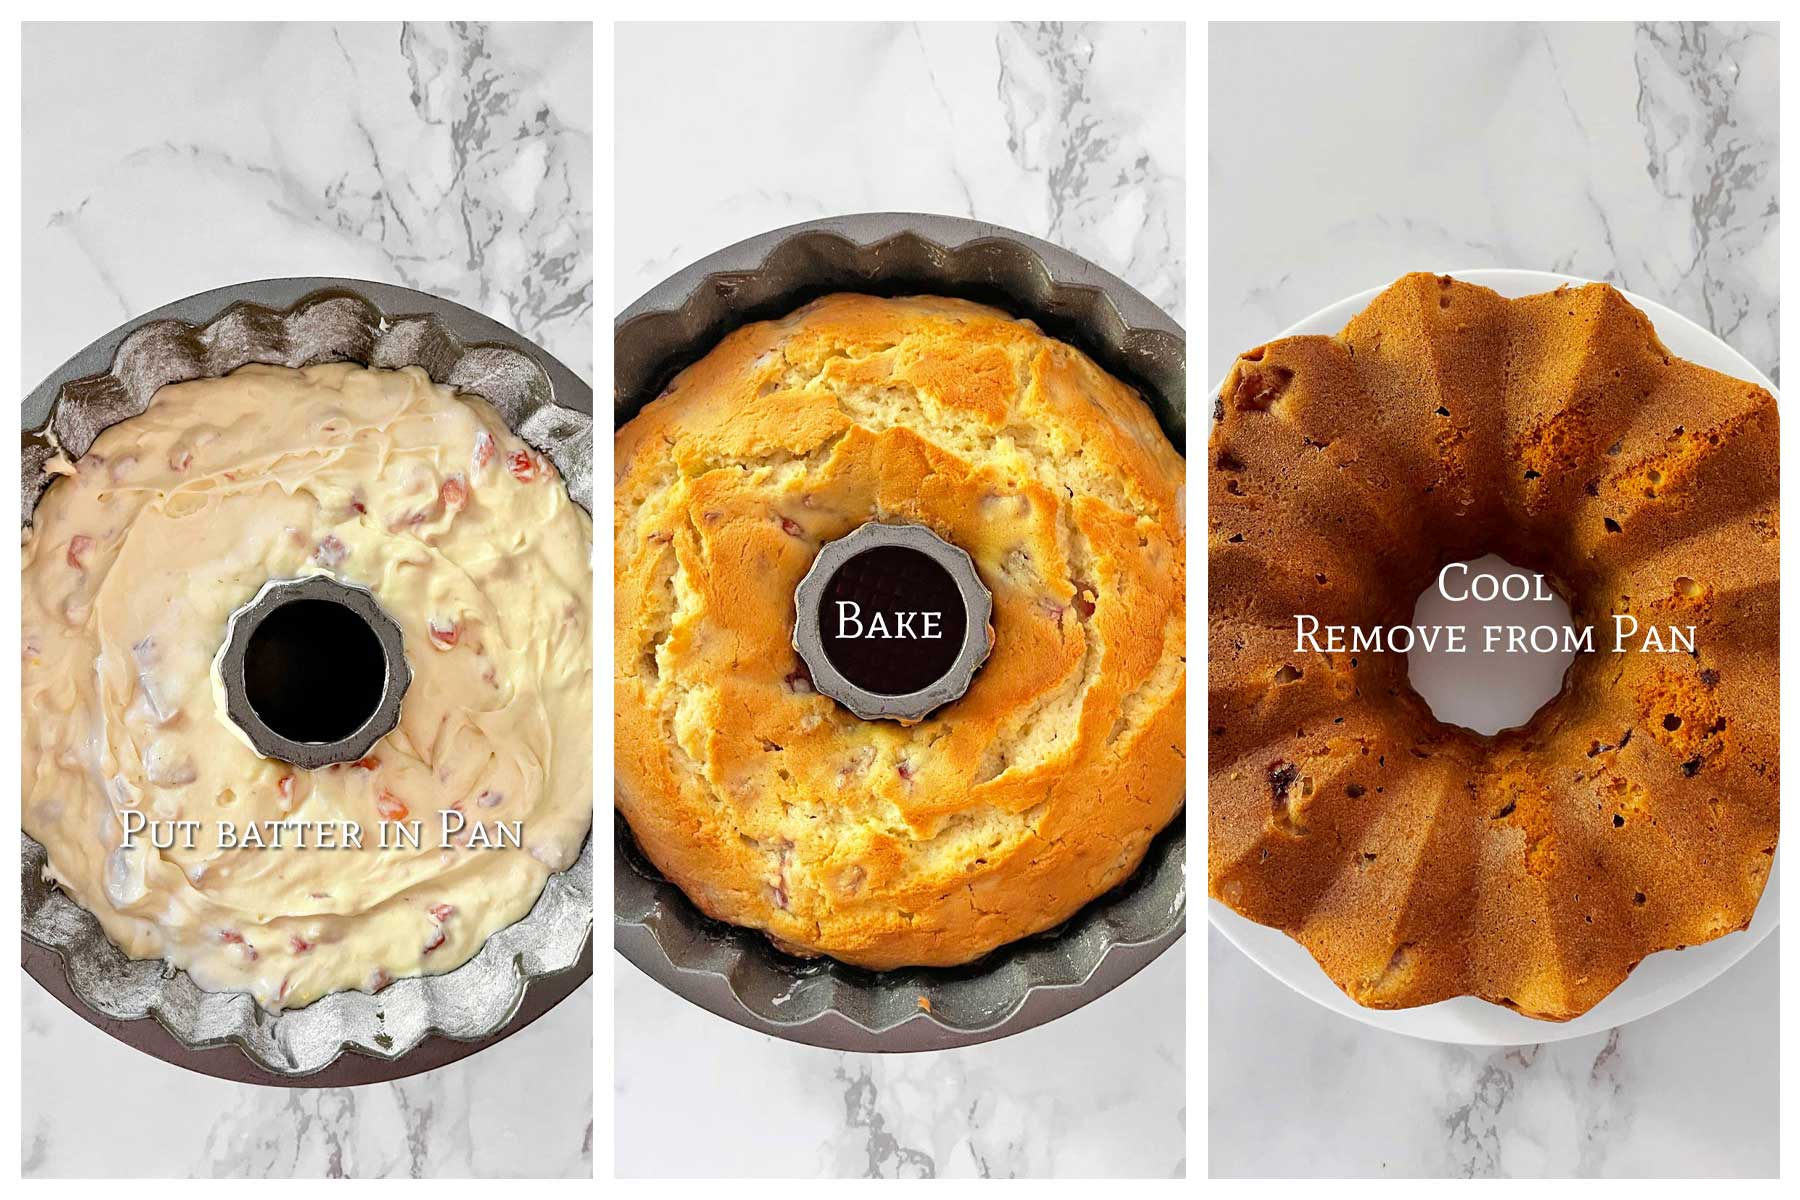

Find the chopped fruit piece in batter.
xmin=314 ymin=534 xmax=349 ymax=567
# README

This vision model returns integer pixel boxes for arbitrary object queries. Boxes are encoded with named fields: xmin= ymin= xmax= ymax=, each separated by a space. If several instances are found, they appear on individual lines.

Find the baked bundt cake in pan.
xmin=616 ymin=293 xmax=1186 ymax=971
xmin=1209 ymin=272 xmax=1778 ymax=1022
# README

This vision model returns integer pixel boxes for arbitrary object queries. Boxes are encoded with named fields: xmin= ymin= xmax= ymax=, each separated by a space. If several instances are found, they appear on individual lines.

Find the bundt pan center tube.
xmin=218 ymin=575 xmax=412 ymax=769
xmin=792 ymin=520 xmax=995 ymax=723
xmin=1208 ymin=270 xmax=1778 ymax=1024
xmin=22 ymin=278 xmax=594 ymax=1084
xmin=616 ymin=213 xmax=1187 ymax=1052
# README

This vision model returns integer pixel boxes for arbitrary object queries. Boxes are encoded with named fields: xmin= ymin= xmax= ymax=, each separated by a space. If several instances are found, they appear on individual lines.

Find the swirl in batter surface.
xmin=22 ymin=363 xmax=593 ymax=1010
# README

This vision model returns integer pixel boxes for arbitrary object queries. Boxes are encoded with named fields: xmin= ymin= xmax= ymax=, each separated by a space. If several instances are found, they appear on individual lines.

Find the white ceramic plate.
xmin=1207 ymin=267 xmax=1781 ymax=1045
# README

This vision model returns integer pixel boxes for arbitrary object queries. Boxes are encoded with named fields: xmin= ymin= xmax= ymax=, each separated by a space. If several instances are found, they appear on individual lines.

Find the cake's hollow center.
xmin=244 ymin=599 xmax=386 ymax=743
xmin=1407 ymin=553 xmax=1578 ymax=735
xmin=819 ymin=545 xmax=968 ymax=695
xmin=792 ymin=521 xmax=995 ymax=724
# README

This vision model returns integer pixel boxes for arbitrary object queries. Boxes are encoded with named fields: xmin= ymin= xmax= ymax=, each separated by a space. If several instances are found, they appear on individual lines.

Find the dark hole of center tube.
xmin=243 ymin=599 xmax=385 ymax=743
xmin=819 ymin=545 xmax=967 ymax=696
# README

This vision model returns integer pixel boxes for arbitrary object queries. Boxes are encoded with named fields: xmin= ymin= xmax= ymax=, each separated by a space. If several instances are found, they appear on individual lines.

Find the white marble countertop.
xmin=615 ymin=21 xmax=1185 ymax=1178
xmin=1208 ymin=927 xmax=1778 ymax=1178
xmin=22 ymin=21 xmax=592 ymax=1177
xmin=1208 ymin=20 xmax=1777 ymax=1178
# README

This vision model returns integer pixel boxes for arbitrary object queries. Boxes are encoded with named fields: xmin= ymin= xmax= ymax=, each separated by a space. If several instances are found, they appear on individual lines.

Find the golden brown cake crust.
xmin=616 ymin=293 xmax=1187 ymax=969
xmin=1209 ymin=273 xmax=1779 ymax=1021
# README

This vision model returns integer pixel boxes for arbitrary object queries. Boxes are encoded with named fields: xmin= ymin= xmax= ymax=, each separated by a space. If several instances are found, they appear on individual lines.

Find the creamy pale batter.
xmin=22 ymin=363 xmax=593 ymax=1010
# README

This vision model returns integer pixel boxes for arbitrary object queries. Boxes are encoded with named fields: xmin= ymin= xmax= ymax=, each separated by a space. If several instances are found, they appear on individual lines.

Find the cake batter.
xmin=22 ymin=363 xmax=593 ymax=1010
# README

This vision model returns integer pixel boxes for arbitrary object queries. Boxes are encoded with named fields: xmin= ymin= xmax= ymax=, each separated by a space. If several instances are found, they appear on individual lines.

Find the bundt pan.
xmin=615 ymin=213 xmax=1186 ymax=1052
xmin=22 ymin=278 xmax=594 ymax=1083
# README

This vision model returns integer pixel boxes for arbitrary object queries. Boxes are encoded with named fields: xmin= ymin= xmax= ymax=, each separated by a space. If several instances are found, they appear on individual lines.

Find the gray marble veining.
xmin=26 ymin=21 xmax=592 ymax=387
xmin=615 ymin=20 xmax=1185 ymax=1179
xmin=1209 ymin=19 xmax=1777 ymax=1179
xmin=1208 ymin=20 xmax=1775 ymax=387
xmin=22 ymin=20 xmax=592 ymax=1178
xmin=1631 ymin=22 xmax=1778 ymax=379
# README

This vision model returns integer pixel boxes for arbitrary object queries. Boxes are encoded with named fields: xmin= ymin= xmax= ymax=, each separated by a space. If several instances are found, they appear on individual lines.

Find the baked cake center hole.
xmin=243 ymin=599 xmax=386 ymax=743
xmin=819 ymin=544 xmax=968 ymax=695
xmin=1407 ymin=553 xmax=1577 ymax=735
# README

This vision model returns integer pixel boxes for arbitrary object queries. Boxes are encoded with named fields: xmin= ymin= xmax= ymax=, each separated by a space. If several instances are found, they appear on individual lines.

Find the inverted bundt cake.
xmin=1209 ymin=272 xmax=1778 ymax=1021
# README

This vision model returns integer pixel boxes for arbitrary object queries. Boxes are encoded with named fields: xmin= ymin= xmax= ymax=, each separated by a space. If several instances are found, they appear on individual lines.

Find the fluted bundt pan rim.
xmin=1207 ymin=266 xmax=1780 ymax=1045
xmin=616 ymin=213 xmax=1186 ymax=1052
xmin=22 ymin=277 xmax=594 ymax=1082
